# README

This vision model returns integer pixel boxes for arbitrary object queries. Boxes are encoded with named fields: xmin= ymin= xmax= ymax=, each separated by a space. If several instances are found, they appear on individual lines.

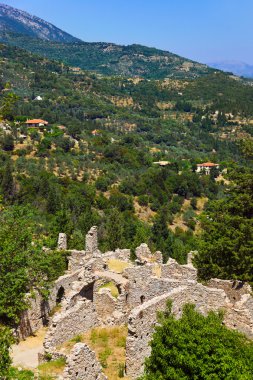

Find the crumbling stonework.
xmin=17 ymin=226 xmax=253 ymax=380
xmin=135 ymin=244 xmax=163 ymax=265
xmin=44 ymin=299 xmax=98 ymax=351
xmin=161 ymin=258 xmax=197 ymax=281
xmin=63 ymin=343 xmax=107 ymax=380
xmin=16 ymin=291 xmax=51 ymax=340
xmin=57 ymin=233 xmax=67 ymax=250
xmin=85 ymin=226 xmax=99 ymax=254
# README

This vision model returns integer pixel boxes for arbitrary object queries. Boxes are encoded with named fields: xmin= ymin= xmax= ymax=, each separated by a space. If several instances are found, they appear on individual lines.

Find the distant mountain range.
xmin=0 ymin=3 xmax=80 ymax=42
xmin=0 ymin=3 xmax=216 ymax=79
xmin=208 ymin=61 xmax=253 ymax=78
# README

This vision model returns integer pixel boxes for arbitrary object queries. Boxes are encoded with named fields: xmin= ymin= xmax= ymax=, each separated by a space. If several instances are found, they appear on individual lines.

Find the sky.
xmin=2 ymin=0 xmax=253 ymax=64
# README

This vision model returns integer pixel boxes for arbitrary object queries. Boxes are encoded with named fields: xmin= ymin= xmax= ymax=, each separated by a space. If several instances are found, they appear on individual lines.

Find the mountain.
xmin=208 ymin=60 xmax=253 ymax=78
xmin=0 ymin=4 xmax=214 ymax=79
xmin=0 ymin=3 xmax=80 ymax=42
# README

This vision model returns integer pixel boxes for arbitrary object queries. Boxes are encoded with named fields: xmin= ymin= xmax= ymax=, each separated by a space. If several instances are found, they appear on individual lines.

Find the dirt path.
xmin=11 ymin=328 xmax=47 ymax=369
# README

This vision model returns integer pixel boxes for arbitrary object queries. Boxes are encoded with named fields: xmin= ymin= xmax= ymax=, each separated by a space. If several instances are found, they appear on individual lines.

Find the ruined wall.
xmin=103 ymin=248 xmax=131 ymax=262
xmin=63 ymin=343 xmax=107 ymax=380
xmin=57 ymin=233 xmax=67 ymax=250
xmin=95 ymin=289 xmax=117 ymax=323
xmin=50 ymin=270 xmax=82 ymax=306
xmin=123 ymin=265 xmax=190 ymax=311
xmin=86 ymin=226 xmax=99 ymax=254
xmin=161 ymin=258 xmax=197 ymax=281
xmin=17 ymin=291 xmax=51 ymax=340
xmin=68 ymin=250 xmax=88 ymax=272
xmin=207 ymin=279 xmax=252 ymax=303
xmin=125 ymin=284 xmax=231 ymax=379
xmin=44 ymin=300 xmax=98 ymax=351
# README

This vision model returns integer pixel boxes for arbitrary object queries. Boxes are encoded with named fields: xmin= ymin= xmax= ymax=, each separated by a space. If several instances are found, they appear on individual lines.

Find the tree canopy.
xmin=141 ymin=302 xmax=253 ymax=380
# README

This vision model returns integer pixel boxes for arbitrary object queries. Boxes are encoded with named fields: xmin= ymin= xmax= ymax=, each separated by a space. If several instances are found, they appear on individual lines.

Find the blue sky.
xmin=2 ymin=0 xmax=253 ymax=64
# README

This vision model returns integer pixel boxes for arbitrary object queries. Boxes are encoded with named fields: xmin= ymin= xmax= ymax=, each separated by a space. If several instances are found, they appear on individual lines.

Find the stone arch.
xmin=79 ymin=282 xmax=95 ymax=302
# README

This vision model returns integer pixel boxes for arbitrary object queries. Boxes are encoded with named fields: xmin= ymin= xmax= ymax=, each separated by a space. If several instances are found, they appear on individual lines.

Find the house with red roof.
xmin=26 ymin=119 xmax=49 ymax=128
xmin=196 ymin=162 xmax=220 ymax=175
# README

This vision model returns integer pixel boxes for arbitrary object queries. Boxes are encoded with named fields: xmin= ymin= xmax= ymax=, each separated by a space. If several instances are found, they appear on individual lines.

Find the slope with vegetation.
xmin=0 ymin=35 xmax=253 ymax=379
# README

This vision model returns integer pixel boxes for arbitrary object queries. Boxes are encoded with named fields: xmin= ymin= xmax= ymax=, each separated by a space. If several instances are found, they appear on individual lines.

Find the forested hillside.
xmin=0 ymin=31 xmax=215 ymax=79
xmin=0 ymin=33 xmax=253 ymax=380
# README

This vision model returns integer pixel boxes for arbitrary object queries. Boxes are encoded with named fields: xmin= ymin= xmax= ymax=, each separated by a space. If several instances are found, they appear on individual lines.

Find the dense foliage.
xmin=141 ymin=302 xmax=253 ymax=380
xmin=0 ymin=32 xmax=213 ymax=79
xmin=0 ymin=206 xmax=68 ymax=325
xmin=195 ymin=170 xmax=253 ymax=284
xmin=0 ymin=326 xmax=14 ymax=379
xmin=0 ymin=37 xmax=253 ymax=376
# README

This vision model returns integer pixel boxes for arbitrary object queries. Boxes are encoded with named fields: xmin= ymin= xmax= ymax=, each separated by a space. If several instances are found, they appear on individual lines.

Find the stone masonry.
xmin=19 ymin=228 xmax=253 ymax=379
xmin=63 ymin=343 xmax=107 ymax=380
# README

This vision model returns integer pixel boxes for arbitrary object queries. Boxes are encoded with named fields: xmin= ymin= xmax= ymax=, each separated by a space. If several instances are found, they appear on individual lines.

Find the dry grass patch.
xmin=107 ymin=259 xmax=131 ymax=274
xmin=62 ymin=326 xmax=129 ymax=380
xmin=38 ymin=357 xmax=66 ymax=378
xmin=152 ymin=264 xmax=162 ymax=277
xmin=99 ymin=282 xmax=119 ymax=298
xmin=196 ymin=197 xmax=208 ymax=215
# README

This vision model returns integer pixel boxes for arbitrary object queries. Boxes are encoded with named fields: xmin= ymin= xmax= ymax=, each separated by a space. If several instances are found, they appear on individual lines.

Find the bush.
xmin=141 ymin=302 xmax=253 ymax=380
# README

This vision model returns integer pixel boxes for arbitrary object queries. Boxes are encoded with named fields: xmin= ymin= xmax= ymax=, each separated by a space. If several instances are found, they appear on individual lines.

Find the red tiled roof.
xmin=197 ymin=162 xmax=219 ymax=167
xmin=26 ymin=119 xmax=48 ymax=124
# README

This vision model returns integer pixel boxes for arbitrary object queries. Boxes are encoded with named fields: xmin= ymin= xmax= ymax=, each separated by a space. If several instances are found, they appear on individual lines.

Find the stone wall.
xmin=85 ymin=226 xmax=99 ymax=254
xmin=63 ymin=343 xmax=107 ymax=380
xmin=16 ymin=291 xmax=51 ymax=340
xmin=123 ymin=265 xmax=189 ymax=311
xmin=161 ymin=258 xmax=197 ymax=281
xmin=44 ymin=300 xmax=98 ymax=351
xmin=103 ymin=248 xmax=131 ymax=262
xmin=125 ymin=284 xmax=230 ymax=379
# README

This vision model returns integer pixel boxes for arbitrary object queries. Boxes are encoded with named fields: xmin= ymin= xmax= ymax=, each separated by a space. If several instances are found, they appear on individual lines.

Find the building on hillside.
xmin=196 ymin=162 xmax=219 ymax=175
xmin=34 ymin=96 xmax=43 ymax=101
xmin=26 ymin=119 xmax=49 ymax=128
xmin=153 ymin=161 xmax=171 ymax=167
xmin=57 ymin=125 xmax=67 ymax=131
xmin=91 ymin=129 xmax=101 ymax=136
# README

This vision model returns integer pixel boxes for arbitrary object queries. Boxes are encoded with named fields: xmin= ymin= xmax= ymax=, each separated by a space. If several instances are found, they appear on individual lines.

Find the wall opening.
xmin=140 ymin=295 xmax=145 ymax=304
xmin=79 ymin=282 xmax=94 ymax=302
xmin=56 ymin=286 xmax=65 ymax=304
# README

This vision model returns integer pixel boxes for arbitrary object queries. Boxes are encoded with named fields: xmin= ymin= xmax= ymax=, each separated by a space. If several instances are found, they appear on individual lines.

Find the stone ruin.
xmin=17 ymin=226 xmax=253 ymax=380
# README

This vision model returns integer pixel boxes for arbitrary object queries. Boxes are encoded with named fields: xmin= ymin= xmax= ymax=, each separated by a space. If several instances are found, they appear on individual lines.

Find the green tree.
xmin=1 ymin=162 xmax=14 ymax=201
xmin=0 ymin=93 xmax=19 ymax=121
xmin=0 ymin=326 xmax=14 ymax=379
xmin=0 ymin=206 xmax=68 ymax=325
xmin=141 ymin=302 xmax=253 ymax=380
xmin=195 ymin=170 xmax=253 ymax=283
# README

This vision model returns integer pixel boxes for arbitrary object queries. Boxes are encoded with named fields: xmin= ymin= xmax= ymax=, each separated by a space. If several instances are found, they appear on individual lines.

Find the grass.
xmin=99 ymin=282 xmax=119 ymax=298
xmin=152 ymin=264 xmax=162 ymax=277
xmin=61 ymin=326 xmax=129 ymax=380
xmin=38 ymin=358 xmax=66 ymax=378
xmin=49 ymin=303 xmax=62 ymax=317
xmin=107 ymin=259 xmax=131 ymax=273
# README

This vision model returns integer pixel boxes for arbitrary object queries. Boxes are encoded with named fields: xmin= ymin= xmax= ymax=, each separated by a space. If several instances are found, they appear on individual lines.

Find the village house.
xmin=25 ymin=119 xmax=49 ymax=128
xmin=91 ymin=129 xmax=101 ymax=136
xmin=153 ymin=161 xmax=171 ymax=167
xmin=196 ymin=162 xmax=219 ymax=175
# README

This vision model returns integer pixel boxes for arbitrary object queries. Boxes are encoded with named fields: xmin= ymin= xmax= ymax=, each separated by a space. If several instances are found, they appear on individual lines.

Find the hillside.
xmin=0 ymin=4 xmax=217 ymax=80
xmin=0 ymin=31 xmax=215 ymax=79
xmin=0 ymin=3 xmax=80 ymax=42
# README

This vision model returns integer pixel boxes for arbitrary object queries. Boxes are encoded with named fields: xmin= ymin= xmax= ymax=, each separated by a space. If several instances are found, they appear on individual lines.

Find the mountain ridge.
xmin=208 ymin=60 xmax=253 ymax=78
xmin=0 ymin=3 xmax=80 ymax=42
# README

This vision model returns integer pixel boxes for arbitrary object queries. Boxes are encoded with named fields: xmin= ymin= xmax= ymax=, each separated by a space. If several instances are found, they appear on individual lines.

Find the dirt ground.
xmin=11 ymin=328 xmax=47 ymax=369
